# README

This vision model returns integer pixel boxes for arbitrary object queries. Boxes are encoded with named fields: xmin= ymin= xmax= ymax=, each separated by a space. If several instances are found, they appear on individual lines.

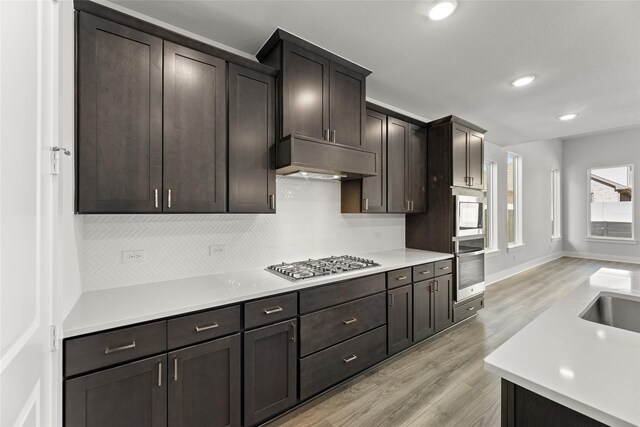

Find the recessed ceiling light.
xmin=428 ymin=1 xmax=457 ymax=20
xmin=559 ymin=113 xmax=579 ymax=121
xmin=511 ymin=75 xmax=535 ymax=87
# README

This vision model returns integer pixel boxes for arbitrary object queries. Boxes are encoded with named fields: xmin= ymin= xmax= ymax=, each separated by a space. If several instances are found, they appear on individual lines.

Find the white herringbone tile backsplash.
xmin=82 ymin=176 xmax=405 ymax=291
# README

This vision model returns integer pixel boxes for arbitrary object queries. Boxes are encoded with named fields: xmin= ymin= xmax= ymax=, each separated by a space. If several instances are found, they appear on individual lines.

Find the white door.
xmin=1 ymin=0 xmax=59 ymax=425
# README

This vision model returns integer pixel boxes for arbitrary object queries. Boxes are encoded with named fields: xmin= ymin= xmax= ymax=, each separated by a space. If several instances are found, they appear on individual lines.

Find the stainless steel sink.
xmin=580 ymin=293 xmax=640 ymax=334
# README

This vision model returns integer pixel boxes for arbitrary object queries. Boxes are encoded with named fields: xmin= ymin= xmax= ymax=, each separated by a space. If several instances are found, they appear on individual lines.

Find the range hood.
xmin=276 ymin=133 xmax=379 ymax=180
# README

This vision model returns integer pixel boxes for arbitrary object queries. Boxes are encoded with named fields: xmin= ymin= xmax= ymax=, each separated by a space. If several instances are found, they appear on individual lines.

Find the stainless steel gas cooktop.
xmin=266 ymin=255 xmax=379 ymax=281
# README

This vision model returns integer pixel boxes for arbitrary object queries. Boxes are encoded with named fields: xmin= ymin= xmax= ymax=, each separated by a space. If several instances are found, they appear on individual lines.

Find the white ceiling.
xmin=112 ymin=0 xmax=640 ymax=146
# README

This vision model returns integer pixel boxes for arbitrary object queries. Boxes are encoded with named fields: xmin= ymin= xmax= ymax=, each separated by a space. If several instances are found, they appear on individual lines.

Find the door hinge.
xmin=50 ymin=325 xmax=59 ymax=351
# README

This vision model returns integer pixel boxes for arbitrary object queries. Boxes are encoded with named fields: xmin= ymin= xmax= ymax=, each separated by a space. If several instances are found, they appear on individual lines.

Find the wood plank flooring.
xmin=267 ymin=257 xmax=640 ymax=427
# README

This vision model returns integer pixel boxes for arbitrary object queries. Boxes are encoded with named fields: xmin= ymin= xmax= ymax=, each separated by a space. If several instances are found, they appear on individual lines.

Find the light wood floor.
xmin=267 ymin=257 xmax=640 ymax=427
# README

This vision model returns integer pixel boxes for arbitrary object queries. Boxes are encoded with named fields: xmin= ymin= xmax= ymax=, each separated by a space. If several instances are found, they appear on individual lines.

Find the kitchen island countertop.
xmin=484 ymin=268 xmax=640 ymax=427
xmin=63 ymin=248 xmax=452 ymax=338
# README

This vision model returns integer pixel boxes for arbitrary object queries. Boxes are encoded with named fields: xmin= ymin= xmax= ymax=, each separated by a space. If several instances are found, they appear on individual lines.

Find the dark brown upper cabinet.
xmin=77 ymin=13 xmax=163 ymax=213
xmin=163 ymin=42 xmax=227 ymax=213
xmin=387 ymin=118 xmax=427 ymax=214
xmin=228 ymin=64 xmax=276 ymax=213
xmin=449 ymin=119 xmax=485 ymax=190
xmin=341 ymin=109 xmax=387 ymax=213
xmin=257 ymin=29 xmax=370 ymax=147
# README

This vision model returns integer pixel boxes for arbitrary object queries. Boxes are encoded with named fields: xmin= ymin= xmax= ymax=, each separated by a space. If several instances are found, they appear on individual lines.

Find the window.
xmin=507 ymin=153 xmax=522 ymax=246
xmin=588 ymin=165 xmax=634 ymax=240
xmin=483 ymin=160 xmax=498 ymax=251
xmin=551 ymin=169 xmax=561 ymax=238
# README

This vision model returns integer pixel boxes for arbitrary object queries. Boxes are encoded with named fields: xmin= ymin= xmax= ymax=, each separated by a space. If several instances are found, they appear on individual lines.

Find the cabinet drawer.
xmin=453 ymin=296 xmax=484 ymax=323
xmin=64 ymin=321 xmax=167 ymax=378
xmin=300 ymin=326 xmax=386 ymax=400
xmin=167 ymin=305 xmax=240 ymax=350
xmin=387 ymin=267 xmax=412 ymax=289
xmin=299 ymin=273 xmax=385 ymax=314
xmin=245 ymin=293 xmax=297 ymax=329
xmin=412 ymin=263 xmax=434 ymax=280
xmin=434 ymin=259 xmax=453 ymax=276
xmin=300 ymin=293 xmax=386 ymax=357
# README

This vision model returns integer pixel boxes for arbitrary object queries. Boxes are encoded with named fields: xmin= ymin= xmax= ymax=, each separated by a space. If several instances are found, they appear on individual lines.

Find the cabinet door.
xmin=228 ymin=64 xmax=276 ymax=213
xmin=163 ymin=42 xmax=226 ymax=213
xmin=387 ymin=285 xmax=412 ymax=355
xmin=65 ymin=355 xmax=167 ymax=427
xmin=433 ymin=274 xmax=454 ymax=333
xmin=413 ymin=280 xmax=434 ymax=342
xmin=329 ymin=61 xmax=366 ymax=147
xmin=361 ymin=109 xmax=387 ymax=212
xmin=168 ymin=335 xmax=241 ymax=427
xmin=452 ymin=123 xmax=470 ymax=188
xmin=77 ymin=13 xmax=162 ymax=213
xmin=468 ymin=130 xmax=484 ymax=190
xmin=282 ymin=42 xmax=330 ymax=141
xmin=387 ymin=118 xmax=409 ymax=213
xmin=407 ymin=124 xmax=428 ymax=213
xmin=244 ymin=320 xmax=297 ymax=426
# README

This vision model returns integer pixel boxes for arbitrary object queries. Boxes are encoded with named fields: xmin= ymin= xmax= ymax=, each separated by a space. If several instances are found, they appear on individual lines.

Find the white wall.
xmin=81 ymin=176 xmax=405 ymax=291
xmin=485 ymin=139 xmax=564 ymax=283
xmin=562 ymin=127 xmax=640 ymax=263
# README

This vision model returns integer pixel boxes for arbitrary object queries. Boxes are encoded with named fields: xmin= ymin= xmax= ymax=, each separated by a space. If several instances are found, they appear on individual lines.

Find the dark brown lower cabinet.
xmin=413 ymin=280 xmax=434 ymax=342
xmin=244 ymin=319 xmax=298 ymax=426
xmin=65 ymin=355 xmax=167 ymax=427
xmin=434 ymin=274 xmax=454 ymax=333
xmin=387 ymin=285 xmax=413 ymax=355
xmin=168 ymin=335 xmax=241 ymax=427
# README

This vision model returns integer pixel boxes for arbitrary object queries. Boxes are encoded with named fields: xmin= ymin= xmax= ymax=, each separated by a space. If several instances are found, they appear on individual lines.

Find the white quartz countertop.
xmin=63 ymin=248 xmax=452 ymax=338
xmin=484 ymin=268 xmax=640 ymax=427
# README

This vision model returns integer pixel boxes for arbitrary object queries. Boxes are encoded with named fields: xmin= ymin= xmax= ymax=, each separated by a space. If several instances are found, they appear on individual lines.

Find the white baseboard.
xmin=562 ymin=251 xmax=640 ymax=265
xmin=485 ymin=253 xmax=564 ymax=286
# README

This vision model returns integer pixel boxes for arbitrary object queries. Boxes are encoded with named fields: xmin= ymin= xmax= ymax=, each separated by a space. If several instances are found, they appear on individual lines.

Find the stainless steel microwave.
xmin=454 ymin=194 xmax=484 ymax=237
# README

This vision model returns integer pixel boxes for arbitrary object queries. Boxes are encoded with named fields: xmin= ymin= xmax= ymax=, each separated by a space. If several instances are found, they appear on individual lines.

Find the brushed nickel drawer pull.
xmin=158 ymin=362 xmax=162 ymax=387
xmin=324 ymin=129 xmax=330 ymax=141
xmin=290 ymin=322 xmax=296 ymax=342
xmin=395 ymin=276 xmax=408 ymax=281
xmin=330 ymin=129 xmax=336 ymax=143
xmin=269 ymin=194 xmax=275 ymax=210
xmin=363 ymin=198 xmax=369 ymax=211
xmin=343 ymin=355 xmax=357 ymax=363
xmin=104 ymin=341 xmax=136 ymax=354
xmin=434 ymin=280 xmax=439 ymax=292
xmin=264 ymin=306 xmax=283 ymax=315
xmin=173 ymin=358 xmax=178 ymax=381
xmin=195 ymin=323 xmax=219 ymax=332
xmin=343 ymin=318 xmax=357 ymax=325
xmin=168 ymin=189 xmax=172 ymax=208
xmin=420 ymin=270 xmax=432 ymax=275
xmin=439 ymin=266 xmax=450 ymax=271
xmin=154 ymin=189 xmax=159 ymax=208
xmin=467 ymin=306 xmax=476 ymax=311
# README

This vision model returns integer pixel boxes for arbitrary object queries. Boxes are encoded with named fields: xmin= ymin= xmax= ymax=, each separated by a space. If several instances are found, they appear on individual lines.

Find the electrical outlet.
xmin=122 ymin=250 xmax=144 ymax=264
xmin=209 ymin=244 xmax=225 ymax=256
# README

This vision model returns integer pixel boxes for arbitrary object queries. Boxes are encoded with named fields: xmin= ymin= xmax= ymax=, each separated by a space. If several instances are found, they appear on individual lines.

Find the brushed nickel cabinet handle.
xmin=343 ymin=355 xmax=357 ymax=363
xmin=168 ymin=189 xmax=172 ymax=208
xmin=363 ymin=198 xmax=369 ymax=211
xmin=396 ymin=276 xmax=408 ymax=281
xmin=467 ymin=306 xmax=476 ymax=311
xmin=195 ymin=323 xmax=219 ymax=332
xmin=269 ymin=194 xmax=275 ymax=210
xmin=343 ymin=318 xmax=357 ymax=325
xmin=155 ymin=189 xmax=159 ymax=208
xmin=173 ymin=358 xmax=178 ymax=381
xmin=290 ymin=322 xmax=296 ymax=342
xmin=410 ymin=201 xmax=414 ymax=211
xmin=420 ymin=270 xmax=432 ymax=275
xmin=323 ymin=129 xmax=330 ymax=141
xmin=330 ymin=130 xmax=336 ymax=143
xmin=158 ymin=362 xmax=162 ymax=387
xmin=407 ymin=200 xmax=411 ymax=211
xmin=434 ymin=279 xmax=439 ymax=292
xmin=264 ymin=306 xmax=283 ymax=315
xmin=470 ymin=176 xmax=474 ymax=186
xmin=388 ymin=294 xmax=394 ymax=306
xmin=104 ymin=341 xmax=136 ymax=354
xmin=440 ymin=266 xmax=450 ymax=271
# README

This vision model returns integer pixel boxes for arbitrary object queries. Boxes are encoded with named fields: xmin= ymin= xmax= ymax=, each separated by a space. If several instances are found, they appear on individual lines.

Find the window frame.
xmin=507 ymin=152 xmax=523 ymax=248
xmin=551 ymin=169 xmax=561 ymax=240
xmin=586 ymin=164 xmax=635 ymax=243
xmin=483 ymin=160 xmax=498 ymax=252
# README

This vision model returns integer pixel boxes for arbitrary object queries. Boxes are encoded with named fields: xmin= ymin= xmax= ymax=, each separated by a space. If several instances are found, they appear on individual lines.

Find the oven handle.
xmin=456 ymin=250 xmax=486 ymax=257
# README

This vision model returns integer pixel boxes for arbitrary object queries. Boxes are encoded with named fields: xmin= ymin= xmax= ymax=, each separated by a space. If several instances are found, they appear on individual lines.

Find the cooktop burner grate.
xmin=266 ymin=255 xmax=379 ymax=281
